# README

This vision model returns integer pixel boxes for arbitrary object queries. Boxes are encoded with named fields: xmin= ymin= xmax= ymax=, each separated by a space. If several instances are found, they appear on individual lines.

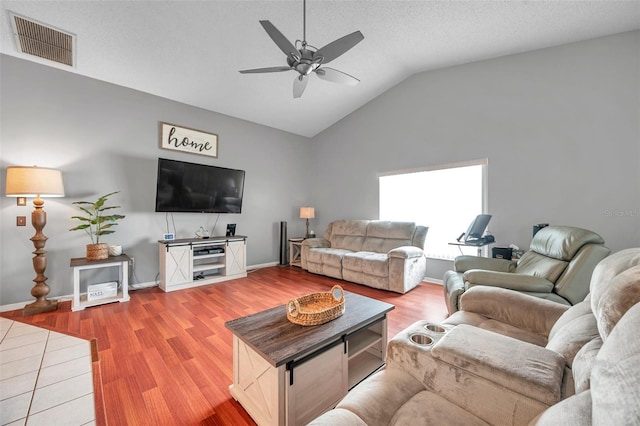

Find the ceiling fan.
xmin=239 ymin=0 xmax=364 ymax=98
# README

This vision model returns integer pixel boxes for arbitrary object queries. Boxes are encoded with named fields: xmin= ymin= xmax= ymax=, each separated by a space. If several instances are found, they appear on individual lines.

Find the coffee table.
xmin=225 ymin=291 xmax=394 ymax=426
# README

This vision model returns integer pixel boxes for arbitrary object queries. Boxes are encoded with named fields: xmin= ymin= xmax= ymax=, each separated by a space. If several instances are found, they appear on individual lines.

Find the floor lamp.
xmin=5 ymin=166 xmax=65 ymax=316
xmin=299 ymin=206 xmax=315 ymax=238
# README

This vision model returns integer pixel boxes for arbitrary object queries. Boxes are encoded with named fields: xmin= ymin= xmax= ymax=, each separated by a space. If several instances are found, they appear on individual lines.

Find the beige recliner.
xmin=442 ymin=225 xmax=609 ymax=314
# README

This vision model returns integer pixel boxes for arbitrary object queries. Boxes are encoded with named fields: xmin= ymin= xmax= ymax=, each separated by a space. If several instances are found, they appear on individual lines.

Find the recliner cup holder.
xmin=410 ymin=333 xmax=433 ymax=346
xmin=424 ymin=324 xmax=446 ymax=333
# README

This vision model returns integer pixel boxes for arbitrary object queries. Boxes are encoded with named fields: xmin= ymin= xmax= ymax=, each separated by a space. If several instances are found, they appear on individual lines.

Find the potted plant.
xmin=70 ymin=191 xmax=126 ymax=260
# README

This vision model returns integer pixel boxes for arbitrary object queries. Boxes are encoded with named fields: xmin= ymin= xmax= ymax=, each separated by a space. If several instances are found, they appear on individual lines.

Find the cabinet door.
xmin=286 ymin=342 xmax=348 ymax=425
xmin=226 ymin=240 xmax=246 ymax=276
xmin=162 ymin=245 xmax=192 ymax=287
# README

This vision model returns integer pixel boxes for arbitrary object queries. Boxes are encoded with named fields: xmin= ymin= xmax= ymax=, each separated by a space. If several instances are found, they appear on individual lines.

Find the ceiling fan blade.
xmin=259 ymin=20 xmax=298 ymax=58
xmin=239 ymin=66 xmax=292 ymax=74
xmin=293 ymin=75 xmax=308 ymax=98
xmin=314 ymin=67 xmax=359 ymax=86
xmin=314 ymin=31 xmax=364 ymax=64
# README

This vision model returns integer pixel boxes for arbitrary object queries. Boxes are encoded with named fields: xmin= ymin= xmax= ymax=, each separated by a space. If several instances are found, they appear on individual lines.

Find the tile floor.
xmin=0 ymin=317 xmax=96 ymax=426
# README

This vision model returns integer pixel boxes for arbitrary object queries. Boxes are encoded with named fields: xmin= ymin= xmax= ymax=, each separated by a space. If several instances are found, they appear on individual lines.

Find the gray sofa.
xmin=309 ymin=248 xmax=640 ymax=425
xmin=301 ymin=220 xmax=428 ymax=294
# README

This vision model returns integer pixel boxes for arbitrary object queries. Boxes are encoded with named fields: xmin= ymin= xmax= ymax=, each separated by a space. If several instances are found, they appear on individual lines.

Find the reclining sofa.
xmin=309 ymin=248 xmax=640 ymax=425
xmin=301 ymin=220 xmax=428 ymax=294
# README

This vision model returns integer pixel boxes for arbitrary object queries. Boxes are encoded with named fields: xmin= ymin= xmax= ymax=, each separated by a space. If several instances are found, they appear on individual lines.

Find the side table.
xmin=448 ymin=240 xmax=496 ymax=257
xmin=289 ymin=238 xmax=304 ymax=267
xmin=71 ymin=254 xmax=131 ymax=311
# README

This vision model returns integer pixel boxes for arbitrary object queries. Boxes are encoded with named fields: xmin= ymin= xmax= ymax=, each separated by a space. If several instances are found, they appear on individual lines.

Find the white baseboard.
xmin=129 ymin=281 xmax=159 ymax=290
xmin=247 ymin=261 xmax=279 ymax=270
xmin=424 ymin=277 xmax=443 ymax=285
xmin=0 ymin=295 xmax=73 ymax=313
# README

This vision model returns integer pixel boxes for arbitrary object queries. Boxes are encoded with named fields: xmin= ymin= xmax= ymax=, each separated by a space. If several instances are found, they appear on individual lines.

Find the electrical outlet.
xmin=17 ymin=216 xmax=26 ymax=226
xmin=129 ymin=257 xmax=135 ymax=268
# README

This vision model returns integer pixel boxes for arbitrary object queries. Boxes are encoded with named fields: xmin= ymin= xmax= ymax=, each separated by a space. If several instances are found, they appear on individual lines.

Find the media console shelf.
xmin=158 ymin=236 xmax=247 ymax=292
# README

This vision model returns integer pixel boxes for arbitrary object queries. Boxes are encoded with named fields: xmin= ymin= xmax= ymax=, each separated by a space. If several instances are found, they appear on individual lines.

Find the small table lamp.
xmin=5 ymin=166 xmax=65 ymax=315
xmin=299 ymin=206 xmax=315 ymax=238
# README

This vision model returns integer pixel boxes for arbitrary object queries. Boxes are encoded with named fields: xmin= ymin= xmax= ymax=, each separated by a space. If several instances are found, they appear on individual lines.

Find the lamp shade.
xmin=299 ymin=207 xmax=315 ymax=219
xmin=5 ymin=166 xmax=65 ymax=197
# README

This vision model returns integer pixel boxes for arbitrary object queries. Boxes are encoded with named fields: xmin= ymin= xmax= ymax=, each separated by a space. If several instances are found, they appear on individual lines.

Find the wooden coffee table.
xmin=225 ymin=291 xmax=394 ymax=426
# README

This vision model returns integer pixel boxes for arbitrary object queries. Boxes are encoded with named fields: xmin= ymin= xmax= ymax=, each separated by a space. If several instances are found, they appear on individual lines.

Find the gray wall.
xmin=310 ymin=30 xmax=640 ymax=280
xmin=1 ymin=54 xmax=312 ymax=305
xmin=2 ymin=30 xmax=639 ymax=305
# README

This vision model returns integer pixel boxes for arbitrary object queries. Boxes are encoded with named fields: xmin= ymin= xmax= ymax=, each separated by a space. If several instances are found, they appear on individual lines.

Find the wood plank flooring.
xmin=1 ymin=266 xmax=448 ymax=425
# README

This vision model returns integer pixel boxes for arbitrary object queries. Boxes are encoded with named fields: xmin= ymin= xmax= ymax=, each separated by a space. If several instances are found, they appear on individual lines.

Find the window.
xmin=379 ymin=159 xmax=488 ymax=260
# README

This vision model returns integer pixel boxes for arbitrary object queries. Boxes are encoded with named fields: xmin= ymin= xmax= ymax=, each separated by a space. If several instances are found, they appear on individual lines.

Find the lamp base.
xmin=23 ymin=299 xmax=58 ymax=316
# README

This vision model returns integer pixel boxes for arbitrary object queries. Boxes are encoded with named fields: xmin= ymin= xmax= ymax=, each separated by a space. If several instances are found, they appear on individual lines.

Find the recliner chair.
xmin=443 ymin=226 xmax=610 ymax=315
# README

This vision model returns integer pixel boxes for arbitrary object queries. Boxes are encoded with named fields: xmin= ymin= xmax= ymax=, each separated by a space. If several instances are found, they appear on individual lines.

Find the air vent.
xmin=10 ymin=13 xmax=75 ymax=67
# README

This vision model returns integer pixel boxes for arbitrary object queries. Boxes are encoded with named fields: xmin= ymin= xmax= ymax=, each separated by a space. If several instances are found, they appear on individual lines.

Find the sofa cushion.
xmin=362 ymin=221 xmax=415 ymax=253
xmin=455 ymin=285 xmax=567 ymax=341
xmin=390 ymin=390 xmax=490 ymax=426
xmin=548 ymin=299 xmax=592 ymax=340
xmin=545 ymin=312 xmax=599 ymax=367
xmin=336 ymin=367 xmax=425 ymax=426
xmin=530 ymin=390 xmax=593 ymax=426
xmin=590 ymin=251 xmax=640 ymax=339
xmin=516 ymin=251 xmax=568 ymax=283
xmin=571 ymin=337 xmax=602 ymax=393
xmin=529 ymin=226 xmax=604 ymax=261
xmin=343 ymin=251 xmax=389 ymax=278
xmin=306 ymin=247 xmax=351 ymax=268
xmin=307 ymin=408 xmax=367 ymax=426
xmin=328 ymin=220 xmax=368 ymax=252
xmin=591 ymin=302 xmax=640 ymax=425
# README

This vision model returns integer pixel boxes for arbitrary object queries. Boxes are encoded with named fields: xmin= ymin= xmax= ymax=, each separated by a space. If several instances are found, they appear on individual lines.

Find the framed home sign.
xmin=160 ymin=122 xmax=218 ymax=158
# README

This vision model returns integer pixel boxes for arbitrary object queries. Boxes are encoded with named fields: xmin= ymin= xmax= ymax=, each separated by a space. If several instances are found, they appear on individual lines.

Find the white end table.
xmin=71 ymin=254 xmax=131 ymax=311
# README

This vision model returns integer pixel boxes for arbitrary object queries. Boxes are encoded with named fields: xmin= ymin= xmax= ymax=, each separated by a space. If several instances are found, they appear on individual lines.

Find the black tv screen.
xmin=155 ymin=158 xmax=245 ymax=213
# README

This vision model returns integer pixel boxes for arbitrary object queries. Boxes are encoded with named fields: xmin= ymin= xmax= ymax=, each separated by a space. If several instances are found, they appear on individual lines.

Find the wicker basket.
xmin=286 ymin=285 xmax=345 ymax=326
xmin=86 ymin=243 xmax=108 ymax=260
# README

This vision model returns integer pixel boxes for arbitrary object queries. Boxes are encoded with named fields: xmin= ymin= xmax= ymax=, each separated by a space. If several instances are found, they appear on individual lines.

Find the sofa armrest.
xmin=463 ymin=270 xmax=555 ymax=293
xmin=458 ymin=286 xmax=569 ymax=336
xmin=432 ymin=325 xmax=565 ymax=405
xmin=454 ymin=255 xmax=516 ymax=273
xmin=389 ymin=246 xmax=425 ymax=259
xmin=387 ymin=321 xmax=562 ymax=425
xmin=302 ymin=238 xmax=330 ymax=249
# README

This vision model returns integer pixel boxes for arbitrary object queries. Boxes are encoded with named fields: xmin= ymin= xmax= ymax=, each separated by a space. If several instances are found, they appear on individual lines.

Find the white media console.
xmin=158 ymin=236 xmax=247 ymax=292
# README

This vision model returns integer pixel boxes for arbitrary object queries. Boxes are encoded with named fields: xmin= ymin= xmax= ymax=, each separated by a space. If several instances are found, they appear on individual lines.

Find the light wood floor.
xmin=2 ymin=266 xmax=448 ymax=425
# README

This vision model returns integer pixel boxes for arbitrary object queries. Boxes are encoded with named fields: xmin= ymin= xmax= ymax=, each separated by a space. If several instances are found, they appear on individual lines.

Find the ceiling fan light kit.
xmin=239 ymin=0 xmax=364 ymax=98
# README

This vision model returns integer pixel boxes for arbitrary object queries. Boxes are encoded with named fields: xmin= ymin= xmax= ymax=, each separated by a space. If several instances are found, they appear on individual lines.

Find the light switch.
xmin=17 ymin=216 xmax=27 ymax=226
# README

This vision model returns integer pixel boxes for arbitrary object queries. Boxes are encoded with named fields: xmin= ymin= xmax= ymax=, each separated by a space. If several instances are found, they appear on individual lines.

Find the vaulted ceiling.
xmin=2 ymin=1 xmax=639 ymax=137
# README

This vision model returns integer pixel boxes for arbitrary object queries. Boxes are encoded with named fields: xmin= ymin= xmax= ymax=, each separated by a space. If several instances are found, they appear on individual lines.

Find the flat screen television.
xmin=155 ymin=158 xmax=245 ymax=213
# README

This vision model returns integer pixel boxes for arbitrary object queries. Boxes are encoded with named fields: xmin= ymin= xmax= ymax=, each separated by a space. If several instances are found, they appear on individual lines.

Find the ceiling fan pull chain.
xmin=303 ymin=0 xmax=307 ymax=45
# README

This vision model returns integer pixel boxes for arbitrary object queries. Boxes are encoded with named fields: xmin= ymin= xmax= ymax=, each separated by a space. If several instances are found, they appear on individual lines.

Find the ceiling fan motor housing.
xmin=287 ymin=48 xmax=322 ymax=76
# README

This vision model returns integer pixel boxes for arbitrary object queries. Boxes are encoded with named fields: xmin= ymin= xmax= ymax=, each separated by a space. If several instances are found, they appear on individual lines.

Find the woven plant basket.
xmin=287 ymin=285 xmax=345 ymax=326
xmin=86 ymin=243 xmax=108 ymax=260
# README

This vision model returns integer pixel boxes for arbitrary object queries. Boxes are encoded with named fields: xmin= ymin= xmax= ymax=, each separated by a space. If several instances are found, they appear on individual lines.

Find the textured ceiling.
xmin=2 ymin=1 xmax=639 ymax=137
